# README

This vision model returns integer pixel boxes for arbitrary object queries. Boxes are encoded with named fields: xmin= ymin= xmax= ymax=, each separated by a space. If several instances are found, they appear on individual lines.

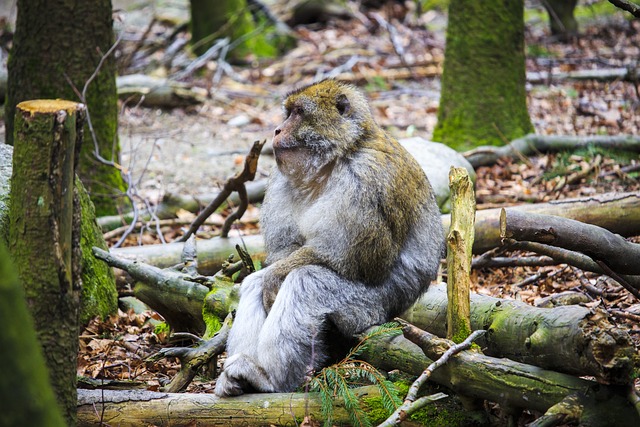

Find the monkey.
xmin=214 ymin=79 xmax=443 ymax=397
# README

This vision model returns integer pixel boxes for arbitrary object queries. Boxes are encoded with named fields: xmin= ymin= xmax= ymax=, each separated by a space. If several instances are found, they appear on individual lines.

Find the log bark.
xmin=77 ymin=386 xmax=381 ymax=426
xmin=461 ymin=191 xmax=640 ymax=254
xmin=362 ymin=332 xmax=638 ymax=427
xmin=403 ymin=284 xmax=636 ymax=385
xmin=500 ymin=208 xmax=640 ymax=276
xmin=76 ymin=332 xmax=640 ymax=427
xmin=464 ymin=134 xmax=640 ymax=168
xmin=446 ymin=167 xmax=474 ymax=341
xmin=9 ymin=100 xmax=84 ymax=425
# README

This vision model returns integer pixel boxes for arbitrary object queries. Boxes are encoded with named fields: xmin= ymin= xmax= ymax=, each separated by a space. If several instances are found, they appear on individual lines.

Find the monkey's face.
xmin=272 ymin=80 xmax=372 ymax=179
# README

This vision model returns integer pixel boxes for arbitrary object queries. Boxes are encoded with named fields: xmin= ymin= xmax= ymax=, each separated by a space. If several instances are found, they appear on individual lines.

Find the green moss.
xmin=202 ymin=275 xmax=239 ymax=339
xmin=77 ymin=177 xmax=118 ymax=324
xmin=363 ymin=379 xmax=475 ymax=427
xmin=154 ymin=322 xmax=170 ymax=335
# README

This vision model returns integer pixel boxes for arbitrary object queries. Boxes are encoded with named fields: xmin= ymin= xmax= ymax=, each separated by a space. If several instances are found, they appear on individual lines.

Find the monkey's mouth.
xmin=273 ymin=146 xmax=310 ymax=176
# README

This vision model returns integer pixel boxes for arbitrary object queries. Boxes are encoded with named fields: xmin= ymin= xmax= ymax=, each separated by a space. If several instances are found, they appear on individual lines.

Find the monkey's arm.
xmin=262 ymin=246 xmax=325 ymax=310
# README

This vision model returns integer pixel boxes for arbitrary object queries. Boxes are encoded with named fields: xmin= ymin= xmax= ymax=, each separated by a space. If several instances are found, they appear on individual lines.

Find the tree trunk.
xmin=6 ymin=0 xmax=125 ymax=216
xmin=433 ymin=0 xmax=533 ymax=150
xmin=77 ymin=177 xmax=118 ymax=324
xmin=543 ymin=0 xmax=579 ymax=40
xmin=0 ymin=242 xmax=66 ymax=427
xmin=189 ymin=0 xmax=295 ymax=61
xmin=9 ymin=100 xmax=84 ymax=425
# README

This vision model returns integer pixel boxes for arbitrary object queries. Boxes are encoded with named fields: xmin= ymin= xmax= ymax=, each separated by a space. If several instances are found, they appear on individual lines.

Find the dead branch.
xmin=378 ymin=324 xmax=485 ymax=427
xmin=464 ymin=134 xmax=640 ymax=168
xmin=608 ymin=0 xmax=640 ymax=17
xmin=147 ymin=314 xmax=232 ymax=392
xmin=178 ymin=140 xmax=265 ymax=242
xmin=505 ymin=239 xmax=640 ymax=290
xmin=500 ymin=209 xmax=640 ymax=297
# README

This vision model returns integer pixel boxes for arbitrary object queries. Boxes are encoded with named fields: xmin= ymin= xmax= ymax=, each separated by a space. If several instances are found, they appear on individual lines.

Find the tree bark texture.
xmin=0 ymin=242 xmax=66 ymax=427
xmin=433 ymin=0 xmax=534 ymax=150
xmin=404 ymin=284 xmax=636 ymax=385
xmin=8 ymin=100 xmax=84 ymax=425
xmin=77 ymin=386 xmax=380 ymax=426
xmin=7 ymin=0 xmax=124 ymax=216
xmin=77 ymin=177 xmax=118 ymax=324
xmin=363 ymin=333 xmax=638 ymax=426
xmin=501 ymin=209 xmax=640 ymax=276
xmin=446 ymin=167 xmax=474 ymax=341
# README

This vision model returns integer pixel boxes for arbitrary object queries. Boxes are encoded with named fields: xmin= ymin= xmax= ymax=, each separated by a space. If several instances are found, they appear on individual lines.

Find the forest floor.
xmin=34 ymin=0 xmax=638 ymax=421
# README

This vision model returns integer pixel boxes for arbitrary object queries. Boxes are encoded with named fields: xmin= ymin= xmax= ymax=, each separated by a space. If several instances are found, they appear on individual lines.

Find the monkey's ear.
xmin=336 ymin=94 xmax=350 ymax=116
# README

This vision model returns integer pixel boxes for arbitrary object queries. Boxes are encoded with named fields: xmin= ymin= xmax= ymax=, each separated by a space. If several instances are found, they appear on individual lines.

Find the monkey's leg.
xmin=215 ymin=270 xmax=268 ymax=397
xmin=225 ymin=269 xmax=267 ymax=356
xmin=250 ymin=265 xmax=394 ymax=392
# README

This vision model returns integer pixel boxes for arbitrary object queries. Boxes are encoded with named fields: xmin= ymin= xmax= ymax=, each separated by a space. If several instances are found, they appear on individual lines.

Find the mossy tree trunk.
xmin=543 ymin=0 xmax=579 ymax=40
xmin=6 ymin=0 xmax=125 ymax=216
xmin=8 ymin=100 xmax=84 ymax=426
xmin=433 ymin=0 xmax=534 ymax=151
xmin=0 ymin=242 xmax=66 ymax=427
xmin=189 ymin=0 xmax=295 ymax=61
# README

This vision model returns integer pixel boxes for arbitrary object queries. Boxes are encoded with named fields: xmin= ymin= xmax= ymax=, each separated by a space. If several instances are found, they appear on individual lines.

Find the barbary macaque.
xmin=214 ymin=79 xmax=443 ymax=396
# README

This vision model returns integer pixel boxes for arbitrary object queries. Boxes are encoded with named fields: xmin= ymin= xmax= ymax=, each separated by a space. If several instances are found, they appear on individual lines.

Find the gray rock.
xmin=399 ymin=137 xmax=476 ymax=212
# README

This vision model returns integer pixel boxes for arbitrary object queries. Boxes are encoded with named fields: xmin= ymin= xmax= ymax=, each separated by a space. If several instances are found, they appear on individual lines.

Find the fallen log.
xmin=77 ymin=386 xmax=381 ymax=426
xmin=99 ymin=241 xmax=638 ymax=385
xmin=463 ymin=191 xmax=640 ymax=254
xmin=362 ymin=327 xmax=639 ymax=427
xmin=404 ymin=284 xmax=636 ymax=384
xmin=77 ymin=331 xmax=640 ymax=427
xmin=116 ymin=74 xmax=207 ymax=108
xmin=501 ymin=209 xmax=640 ymax=276
xmin=464 ymin=134 xmax=640 ymax=168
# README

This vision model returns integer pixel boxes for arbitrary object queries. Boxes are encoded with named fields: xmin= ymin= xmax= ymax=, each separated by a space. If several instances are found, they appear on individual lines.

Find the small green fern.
xmin=308 ymin=323 xmax=403 ymax=427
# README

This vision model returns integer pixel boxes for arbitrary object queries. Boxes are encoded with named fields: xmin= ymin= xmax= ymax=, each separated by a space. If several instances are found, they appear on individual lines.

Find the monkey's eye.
xmin=336 ymin=94 xmax=350 ymax=116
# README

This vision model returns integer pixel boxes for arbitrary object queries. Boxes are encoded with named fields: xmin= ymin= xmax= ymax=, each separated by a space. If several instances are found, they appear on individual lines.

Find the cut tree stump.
xmin=9 ymin=99 xmax=85 ymax=424
xmin=446 ymin=167 xmax=474 ymax=341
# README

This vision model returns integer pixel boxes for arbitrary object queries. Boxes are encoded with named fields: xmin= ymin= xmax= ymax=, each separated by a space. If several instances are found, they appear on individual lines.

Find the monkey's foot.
xmin=214 ymin=371 xmax=245 ymax=397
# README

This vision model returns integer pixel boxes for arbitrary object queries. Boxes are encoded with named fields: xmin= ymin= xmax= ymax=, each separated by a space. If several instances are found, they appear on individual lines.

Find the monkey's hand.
xmin=261 ymin=247 xmax=325 ymax=312
xmin=262 ymin=267 xmax=285 ymax=312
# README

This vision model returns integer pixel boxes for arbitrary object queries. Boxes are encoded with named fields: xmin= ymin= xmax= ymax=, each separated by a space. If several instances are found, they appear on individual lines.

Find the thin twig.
xmin=378 ymin=329 xmax=486 ymax=427
xmin=177 ymin=140 xmax=265 ymax=242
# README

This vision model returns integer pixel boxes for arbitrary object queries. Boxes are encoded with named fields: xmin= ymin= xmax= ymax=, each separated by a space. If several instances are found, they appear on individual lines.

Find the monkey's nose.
xmin=274 ymin=127 xmax=282 ymax=137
